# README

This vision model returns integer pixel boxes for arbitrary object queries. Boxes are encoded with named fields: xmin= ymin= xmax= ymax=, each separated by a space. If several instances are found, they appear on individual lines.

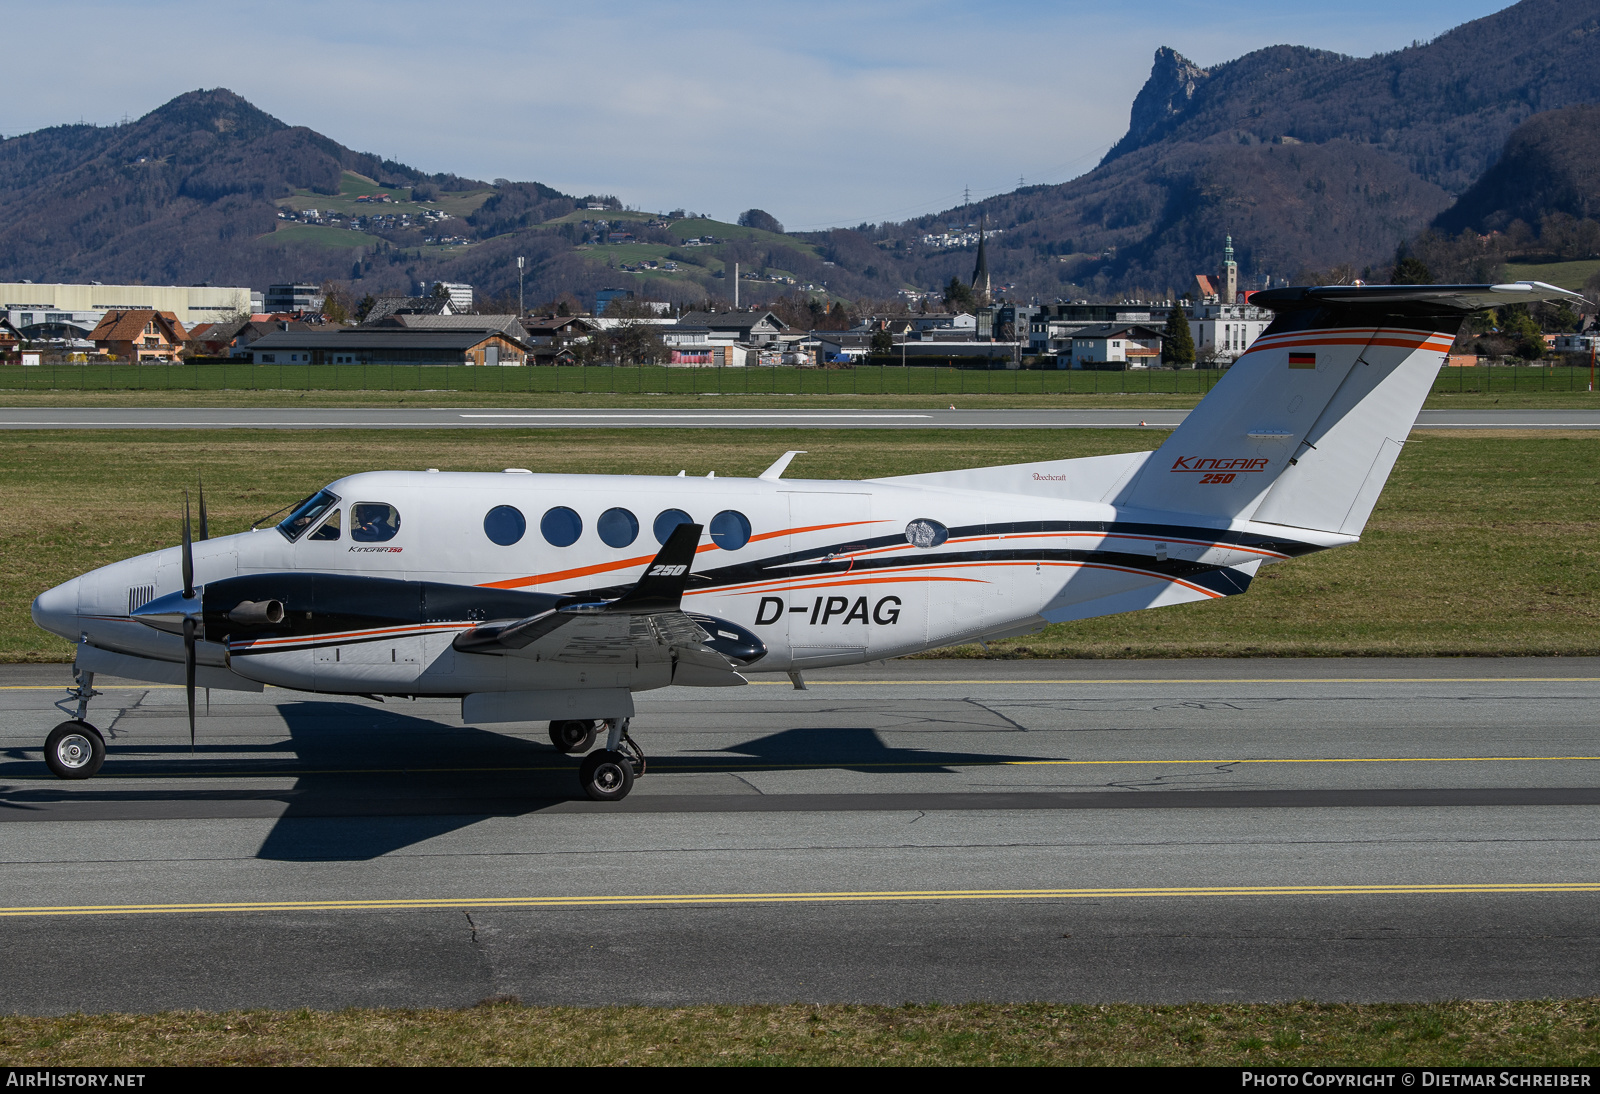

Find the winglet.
xmin=759 ymin=451 xmax=806 ymax=481
xmin=610 ymin=523 xmax=703 ymax=613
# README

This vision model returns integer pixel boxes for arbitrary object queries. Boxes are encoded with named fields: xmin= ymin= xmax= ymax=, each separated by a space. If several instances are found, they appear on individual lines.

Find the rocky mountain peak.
xmin=1100 ymin=47 xmax=1210 ymax=166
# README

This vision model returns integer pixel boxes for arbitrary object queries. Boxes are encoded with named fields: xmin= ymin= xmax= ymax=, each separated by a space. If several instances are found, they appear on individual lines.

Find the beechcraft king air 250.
xmin=31 ymin=282 xmax=1585 ymax=800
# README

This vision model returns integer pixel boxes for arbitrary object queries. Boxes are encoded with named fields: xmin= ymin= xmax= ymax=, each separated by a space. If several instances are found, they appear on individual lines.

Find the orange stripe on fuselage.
xmin=477 ymin=519 xmax=885 ymax=590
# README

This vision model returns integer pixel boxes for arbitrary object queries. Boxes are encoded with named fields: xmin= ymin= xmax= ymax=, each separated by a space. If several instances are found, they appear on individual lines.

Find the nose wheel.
xmin=46 ymin=721 xmax=105 ymax=780
xmin=577 ymin=718 xmax=645 ymax=801
xmin=47 ymin=667 xmax=105 ymax=780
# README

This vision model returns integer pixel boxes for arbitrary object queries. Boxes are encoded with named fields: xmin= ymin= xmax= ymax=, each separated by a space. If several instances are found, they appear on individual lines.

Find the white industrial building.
xmin=0 ymin=282 xmax=252 ymax=331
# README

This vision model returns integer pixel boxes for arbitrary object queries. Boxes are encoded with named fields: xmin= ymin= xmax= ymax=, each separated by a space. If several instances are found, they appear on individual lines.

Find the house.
xmin=675 ymin=311 xmax=787 ymax=346
xmin=361 ymin=295 xmax=457 ymax=323
xmin=88 ymin=309 xmax=189 ymax=361
xmin=245 ymin=327 xmax=531 ymax=366
xmin=669 ymin=342 xmax=754 ymax=367
xmin=521 ymin=316 xmax=598 ymax=346
xmin=185 ymin=316 xmax=257 ymax=357
xmin=0 ymin=317 xmax=21 ymax=361
xmin=415 ymin=282 xmax=474 ymax=311
xmin=363 ymin=314 xmax=527 ymax=340
xmin=1187 ymin=303 xmax=1272 ymax=364
xmin=1058 ymin=324 xmax=1164 ymax=369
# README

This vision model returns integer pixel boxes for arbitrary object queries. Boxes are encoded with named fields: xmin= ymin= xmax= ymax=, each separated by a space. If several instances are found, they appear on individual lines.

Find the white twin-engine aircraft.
xmin=31 ymin=282 xmax=1582 ymax=800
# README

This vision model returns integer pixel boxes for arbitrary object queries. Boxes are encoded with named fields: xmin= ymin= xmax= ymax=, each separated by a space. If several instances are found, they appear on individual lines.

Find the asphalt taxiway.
xmin=2 ymin=657 xmax=1599 ymax=1012
xmin=1 ymin=407 xmax=1597 ymax=430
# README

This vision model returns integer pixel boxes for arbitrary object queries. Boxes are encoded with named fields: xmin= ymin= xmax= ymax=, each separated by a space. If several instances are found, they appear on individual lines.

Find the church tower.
xmin=970 ymin=216 xmax=991 ymax=307
xmin=1223 ymin=235 xmax=1238 ymax=304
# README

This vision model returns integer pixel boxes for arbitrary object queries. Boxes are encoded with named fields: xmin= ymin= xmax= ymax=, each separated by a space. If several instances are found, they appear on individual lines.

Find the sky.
xmin=3 ymin=0 xmax=1520 ymax=230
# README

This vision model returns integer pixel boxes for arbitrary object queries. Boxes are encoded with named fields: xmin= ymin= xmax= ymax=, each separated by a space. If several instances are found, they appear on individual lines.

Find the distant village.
xmin=2 ymin=236 xmax=1594 ymax=369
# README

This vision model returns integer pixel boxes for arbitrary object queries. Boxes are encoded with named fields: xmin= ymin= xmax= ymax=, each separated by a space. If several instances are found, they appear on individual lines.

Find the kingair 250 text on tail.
xmin=32 ymin=282 xmax=1582 ymax=799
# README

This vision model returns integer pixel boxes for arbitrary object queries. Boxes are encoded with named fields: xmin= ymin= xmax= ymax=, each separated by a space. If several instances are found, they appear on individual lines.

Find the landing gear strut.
xmin=578 ymin=718 xmax=645 ymax=802
xmin=47 ymin=668 xmax=105 ymax=780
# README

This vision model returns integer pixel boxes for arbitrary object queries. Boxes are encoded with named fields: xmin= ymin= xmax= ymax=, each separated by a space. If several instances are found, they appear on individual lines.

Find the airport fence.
xmin=0 ymin=360 xmax=1594 ymax=398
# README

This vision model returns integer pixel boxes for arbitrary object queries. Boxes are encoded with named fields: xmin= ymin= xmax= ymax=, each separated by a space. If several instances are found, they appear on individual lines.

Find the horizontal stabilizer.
xmin=1251 ymin=281 xmax=1585 ymax=313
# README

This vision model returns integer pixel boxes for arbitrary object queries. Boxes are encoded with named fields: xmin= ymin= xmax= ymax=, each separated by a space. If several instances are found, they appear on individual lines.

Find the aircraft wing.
xmin=452 ymin=523 xmax=709 ymax=659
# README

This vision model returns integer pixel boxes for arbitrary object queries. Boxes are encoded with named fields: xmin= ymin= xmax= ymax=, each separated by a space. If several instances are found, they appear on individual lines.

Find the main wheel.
xmin=579 ymin=749 xmax=635 ymax=802
xmin=45 ymin=720 xmax=105 ymax=780
xmin=548 ymin=719 xmax=598 ymax=754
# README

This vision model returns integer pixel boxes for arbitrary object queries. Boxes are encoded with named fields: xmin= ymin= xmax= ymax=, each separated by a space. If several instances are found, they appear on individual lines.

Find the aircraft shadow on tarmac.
xmin=2 ymin=700 xmax=1055 ymax=862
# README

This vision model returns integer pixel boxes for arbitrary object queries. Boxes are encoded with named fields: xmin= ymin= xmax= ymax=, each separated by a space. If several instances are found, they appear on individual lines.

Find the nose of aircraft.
xmin=31 ymin=577 xmax=81 ymax=641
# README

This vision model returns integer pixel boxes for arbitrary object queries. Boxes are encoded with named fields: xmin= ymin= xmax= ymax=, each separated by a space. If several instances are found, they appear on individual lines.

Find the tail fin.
xmin=1118 ymin=282 xmax=1583 ymax=535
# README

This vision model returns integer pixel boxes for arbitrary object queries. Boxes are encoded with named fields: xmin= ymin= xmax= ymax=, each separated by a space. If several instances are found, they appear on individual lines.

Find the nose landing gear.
xmin=577 ymin=718 xmax=645 ymax=802
xmin=47 ymin=668 xmax=105 ymax=780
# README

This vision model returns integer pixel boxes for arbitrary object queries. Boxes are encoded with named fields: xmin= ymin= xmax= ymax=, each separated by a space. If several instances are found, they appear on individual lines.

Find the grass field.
xmin=1502 ymin=259 xmax=1600 ymax=292
xmin=4 ymin=362 xmax=1598 ymax=402
xmin=4 ymin=1000 xmax=1599 ymax=1066
xmin=3 ymin=428 xmax=1598 ymax=663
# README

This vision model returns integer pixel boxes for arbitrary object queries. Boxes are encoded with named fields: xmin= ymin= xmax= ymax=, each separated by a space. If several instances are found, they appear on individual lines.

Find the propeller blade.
xmin=182 ymin=615 xmax=196 ymax=752
xmin=181 ymin=491 xmax=194 ymax=599
xmin=197 ymin=478 xmax=209 ymax=542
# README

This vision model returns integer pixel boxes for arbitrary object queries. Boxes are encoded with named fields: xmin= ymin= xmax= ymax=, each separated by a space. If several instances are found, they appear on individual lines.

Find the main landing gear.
xmin=47 ymin=668 xmax=105 ymax=780
xmin=550 ymin=718 xmax=645 ymax=802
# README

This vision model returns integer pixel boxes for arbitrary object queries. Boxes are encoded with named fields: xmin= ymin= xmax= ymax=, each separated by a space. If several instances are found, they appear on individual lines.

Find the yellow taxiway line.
xmin=3 ymin=882 xmax=1598 ymax=918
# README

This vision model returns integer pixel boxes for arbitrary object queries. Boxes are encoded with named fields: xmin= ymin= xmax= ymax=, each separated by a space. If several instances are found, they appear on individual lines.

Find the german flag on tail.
xmin=1288 ymin=352 xmax=1316 ymax=369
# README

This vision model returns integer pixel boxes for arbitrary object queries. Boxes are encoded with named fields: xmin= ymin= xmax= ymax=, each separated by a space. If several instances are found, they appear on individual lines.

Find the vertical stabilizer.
xmin=1116 ymin=282 xmax=1582 ymax=534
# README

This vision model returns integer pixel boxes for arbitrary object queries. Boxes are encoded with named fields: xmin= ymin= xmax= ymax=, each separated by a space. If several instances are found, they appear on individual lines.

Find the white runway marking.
xmin=456 ymin=413 xmax=933 ymax=420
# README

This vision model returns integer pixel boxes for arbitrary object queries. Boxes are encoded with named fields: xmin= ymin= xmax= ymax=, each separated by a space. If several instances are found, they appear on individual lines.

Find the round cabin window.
xmin=709 ymin=510 xmax=752 ymax=550
xmin=541 ymin=506 xmax=583 ymax=547
xmin=483 ymin=505 xmax=526 ymax=546
xmin=597 ymin=507 xmax=639 ymax=548
xmin=653 ymin=508 xmax=693 ymax=545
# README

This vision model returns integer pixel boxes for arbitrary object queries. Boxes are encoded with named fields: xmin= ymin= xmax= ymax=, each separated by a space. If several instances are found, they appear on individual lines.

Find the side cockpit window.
xmin=351 ymin=502 xmax=401 ymax=542
xmin=309 ymin=510 xmax=341 ymax=541
xmin=277 ymin=490 xmax=339 ymax=542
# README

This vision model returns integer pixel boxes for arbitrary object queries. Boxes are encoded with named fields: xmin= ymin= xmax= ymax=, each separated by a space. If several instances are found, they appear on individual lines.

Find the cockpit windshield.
xmin=277 ymin=489 xmax=340 ymax=541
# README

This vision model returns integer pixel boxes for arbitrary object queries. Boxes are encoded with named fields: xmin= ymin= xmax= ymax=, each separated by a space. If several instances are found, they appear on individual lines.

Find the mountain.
xmin=1433 ymin=104 xmax=1600 ymax=234
xmin=0 ymin=89 xmax=583 ymax=300
xmin=805 ymin=0 xmax=1600 ymax=300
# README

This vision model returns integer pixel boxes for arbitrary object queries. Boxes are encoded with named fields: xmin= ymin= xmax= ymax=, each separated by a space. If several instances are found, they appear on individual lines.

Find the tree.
xmin=1501 ymin=304 xmax=1547 ymax=360
xmin=943 ymin=276 xmax=976 ymax=312
xmin=1162 ymin=302 xmax=1196 ymax=366
xmin=870 ymin=329 xmax=894 ymax=357
xmin=319 ymin=279 xmax=353 ymax=324
xmin=1393 ymin=256 xmax=1434 ymax=284
xmin=738 ymin=209 xmax=784 ymax=234
xmin=354 ymin=293 xmax=377 ymax=322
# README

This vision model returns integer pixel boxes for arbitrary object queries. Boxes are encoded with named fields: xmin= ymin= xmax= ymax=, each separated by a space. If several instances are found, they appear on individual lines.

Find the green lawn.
xmin=5 ymin=1000 xmax=1600 ymax=1066
xmin=1502 ymin=259 xmax=1600 ymax=292
xmin=5 ymin=362 xmax=1599 ymax=401
xmin=260 ymin=222 xmax=381 ymax=250
xmin=4 ymin=428 xmax=1598 ymax=663
xmin=276 ymin=170 xmax=495 ymax=222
